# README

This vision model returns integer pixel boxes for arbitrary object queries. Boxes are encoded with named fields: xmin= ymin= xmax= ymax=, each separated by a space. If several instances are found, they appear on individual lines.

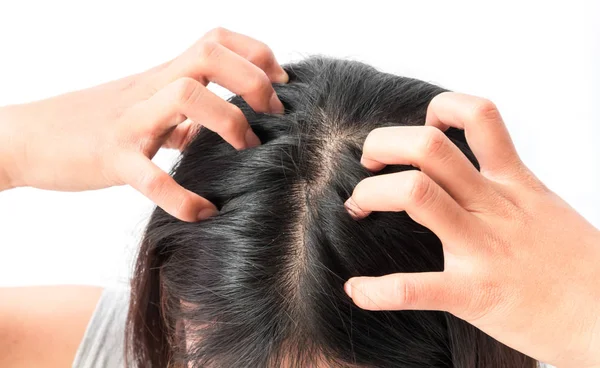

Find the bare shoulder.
xmin=0 ymin=285 xmax=103 ymax=368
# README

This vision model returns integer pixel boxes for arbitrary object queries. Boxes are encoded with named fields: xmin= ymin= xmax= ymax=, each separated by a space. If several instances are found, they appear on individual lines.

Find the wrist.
xmin=0 ymin=168 xmax=11 ymax=192
xmin=0 ymin=105 xmax=23 ymax=191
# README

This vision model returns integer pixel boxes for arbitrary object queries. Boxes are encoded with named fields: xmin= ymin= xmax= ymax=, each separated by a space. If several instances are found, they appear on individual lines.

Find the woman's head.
xmin=127 ymin=57 xmax=536 ymax=367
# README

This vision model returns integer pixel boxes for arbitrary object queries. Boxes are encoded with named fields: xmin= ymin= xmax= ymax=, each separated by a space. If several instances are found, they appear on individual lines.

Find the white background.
xmin=0 ymin=1 xmax=598 ymax=288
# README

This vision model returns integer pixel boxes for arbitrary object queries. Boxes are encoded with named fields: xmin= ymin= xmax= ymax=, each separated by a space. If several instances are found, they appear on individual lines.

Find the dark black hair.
xmin=127 ymin=57 xmax=536 ymax=368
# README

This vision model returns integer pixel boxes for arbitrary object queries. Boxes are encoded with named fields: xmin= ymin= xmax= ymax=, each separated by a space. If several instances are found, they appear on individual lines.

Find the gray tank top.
xmin=72 ymin=286 xmax=129 ymax=368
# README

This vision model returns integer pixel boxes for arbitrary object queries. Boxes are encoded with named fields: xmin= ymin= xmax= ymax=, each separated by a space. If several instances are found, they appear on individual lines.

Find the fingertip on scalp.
xmin=344 ymin=197 xmax=370 ymax=220
xmin=197 ymin=207 xmax=219 ymax=221
xmin=360 ymin=156 xmax=385 ymax=172
xmin=276 ymin=69 xmax=289 ymax=84
xmin=344 ymin=280 xmax=354 ymax=298
xmin=189 ymin=194 xmax=218 ymax=222
xmin=428 ymin=91 xmax=454 ymax=108
xmin=344 ymin=277 xmax=381 ymax=311
xmin=244 ymin=128 xmax=261 ymax=148
xmin=425 ymin=91 xmax=452 ymax=130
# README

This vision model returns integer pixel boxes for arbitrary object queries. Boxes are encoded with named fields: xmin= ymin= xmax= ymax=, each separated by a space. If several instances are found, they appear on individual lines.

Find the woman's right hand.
xmin=0 ymin=27 xmax=287 ymax=222
xmin=344 ymin=92 xmax=600 ymax=368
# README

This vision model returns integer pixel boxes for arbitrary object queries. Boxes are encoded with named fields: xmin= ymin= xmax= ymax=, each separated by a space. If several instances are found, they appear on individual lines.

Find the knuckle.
xmin=392 ymin=277 xmax=417 ymax=308
xmin=139 ymin=172 xmax=167 ymax=200
xmin=419 ymin=126 xmax=448 ymax=158
xmin=406 ymin=171 xmax=436 ymax=207
xmin=197 ymin=40 xmax=222 ymax=62
xmin=247 ymin=45 xmax=274 ymax=67
xmin=516 ymin=166 xmax=549 ymax=194
xmin=173 ymin=78 xmax=201 ymax=109
xmin=471 ymin=98 xmax=501 ymax=122
xmin=119 ymin=76 xmax=138 ymax=92
xmin=529 ymin=177 xmax=550 ymax=194
xmin=245 ymin=73 xmax=271 ymax=96
xmin=220 ymin=108 xmax=245 ymax=134
xmin=220 ymin=117 xmax=237 ymax=134
xmin=205 ymin=27 xmax=230 ymax=43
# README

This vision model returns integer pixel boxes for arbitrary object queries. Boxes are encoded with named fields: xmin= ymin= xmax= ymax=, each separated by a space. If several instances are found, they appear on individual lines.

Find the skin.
xmin=0 ymin=29 xmax=598 ymax=367
xmin=343 ymin=92 xmax=600 ymax=368
xmin=0 ymin=286 xmax=102 ymax=368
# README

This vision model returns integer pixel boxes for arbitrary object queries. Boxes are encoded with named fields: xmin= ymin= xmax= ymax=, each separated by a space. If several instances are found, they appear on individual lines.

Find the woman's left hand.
xmin=0 ymin=28 xmax=287 ymax=222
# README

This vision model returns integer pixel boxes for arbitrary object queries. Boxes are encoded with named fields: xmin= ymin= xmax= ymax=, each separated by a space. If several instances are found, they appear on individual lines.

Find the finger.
xmin=345 ymin=170 xmax=476 ymax=249
xmin=163 ymin=120 xmax=199 ymax=151
xmin=202 ymin=27 xmax=288 ymax=83
xmin=192 ymin=41 xmax=284 ymax=114
xmin=361 ymin=126 xmax=491 ymax=207
xmin=136 ymin=77 xmax=259 ymax=150
xmin=116 ymin=153 xmax=217 ymax=222
xmin=426 ymin=92 xmax=521 ymax=174
xmin=344 ymin=272 xmax=463 ymax=313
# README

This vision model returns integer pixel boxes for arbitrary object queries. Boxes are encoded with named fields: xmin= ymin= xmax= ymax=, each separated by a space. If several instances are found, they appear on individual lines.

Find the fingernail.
xmin=360 ymin=156 xmax=372 ymax=167
xmin=269 ymin=92 xmax=285 ymax=114
xmin=344 ymin=281 xmax=353 ymax=298
xmin=198 ymin=207 xmax=218 ymax=221
xmin=245 ymin=128 xmax=261 ymax=148
xmin=360 ymin=156 xmax=386 ymax=172
xmin=344 ymin=197 xmax=370 ymax=220
xmin=277 ymin=71 xmax=289 ymax=84
xmin=359 ymin=157 xmax=371 ymax=169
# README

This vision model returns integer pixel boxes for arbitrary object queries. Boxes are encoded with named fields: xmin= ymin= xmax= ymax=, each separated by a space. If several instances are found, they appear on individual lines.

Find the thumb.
xmin=345 ymin=272 xmax=460 ymax=312
xmin=116 ymin=152 xmax=217 ymax=222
